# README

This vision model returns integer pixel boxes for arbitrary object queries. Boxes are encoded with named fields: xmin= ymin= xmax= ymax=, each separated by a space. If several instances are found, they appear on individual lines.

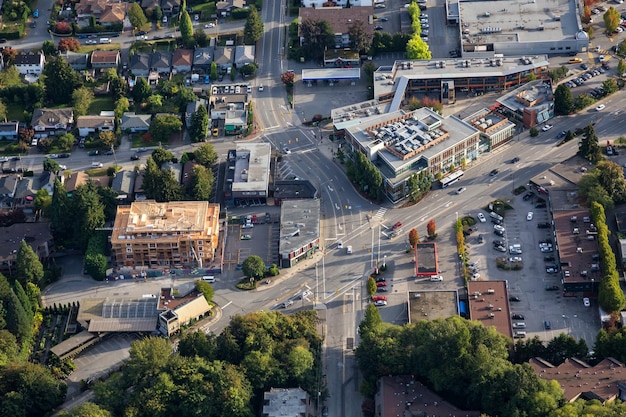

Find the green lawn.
xmin=88 ymin=96 xmax=115 ymax=114
xmin=192 ymin=2 xmax=217 ymax=19
xmin=78 ymin=43 xmax=123 ymax=54
xmin=5 ymin=103 xmax=27 ymax=122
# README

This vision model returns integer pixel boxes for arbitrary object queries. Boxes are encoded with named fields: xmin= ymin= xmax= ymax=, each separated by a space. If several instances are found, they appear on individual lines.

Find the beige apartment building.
xmin=111 ymin=200 xmax=220 ymax=269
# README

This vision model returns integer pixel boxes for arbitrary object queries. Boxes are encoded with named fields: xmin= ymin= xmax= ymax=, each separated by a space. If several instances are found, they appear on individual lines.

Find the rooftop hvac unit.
xmin=487 ymin=288 xmax=495 ymax=294
xmin=489 ymin=313 xmax=495 ymax=318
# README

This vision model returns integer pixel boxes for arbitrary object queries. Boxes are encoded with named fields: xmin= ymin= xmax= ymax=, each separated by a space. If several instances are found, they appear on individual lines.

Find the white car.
xmin=85 ymin=39 xmax=97 ymax=45
xmin=258 ymin=85 xmax=264 ymax=91
xmin=337 ymin=240 xmax=343 ymax=249
xmin=541 ymin=124 xmax=553 ymax=132
xmin=583 ymin=297 xmax=591 ymax=307
xmin=204 ymin=23 xmax=215 ymax=28
xmin=596 ymin=104 xmax=605 ymax=111
xmin=599 ymin=54 xmax=605 ymax=62
xmin=283 ymin=147 xmax=291 ymax=154
xmin=47 ymin=154 xmax=59 ymax=159
xmin=477 ymin=212 xmax=486 ymax=223
xmin=455 ymin=187 xmax=466 ymax=194
xmin=526 ymin=211 xmax=534 ymax=221
xmin=494 ymin=224 xmax=505 ymax=232
xmin=429 ymin=275 xmax=443 ymax=282
xmin=471 ymin=273 xmax=481 ymax=280
xmin=374 ymin=300 xmax=388 ymax=306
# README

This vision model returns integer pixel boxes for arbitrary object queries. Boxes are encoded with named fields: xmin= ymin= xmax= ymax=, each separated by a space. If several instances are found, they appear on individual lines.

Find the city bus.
xmin=440 ymin=170 xmax=464 ymax=188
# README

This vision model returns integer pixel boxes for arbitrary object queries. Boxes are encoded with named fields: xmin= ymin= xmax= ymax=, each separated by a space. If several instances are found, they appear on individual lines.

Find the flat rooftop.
xmin=497 ymin=79 xmax=554 ymax=115
xmin=554 ymin=210 xmax=600 ymax=286
xmin=232 ymin=143 xmax=271 ymax=193
xmin=467 ymin=281 xmax=513 ymax=338
xmin=407 ymin=290 xmax=459 ymax=323
xmin=121 ymin=201 xmax=210 ymax=233
xmin=373 ymin=56 xmax=550 ymax=99
xmin=279 ymin=199 xmax=321 ymax=256
xmin=331 ymin=99 xmax=392 ymax=131
xmin=415 ymin=242 xmax=438 ymax=275
xmin=462 ymin=108 xmax=516 ymax=137
xmin=459 ymin=0 xmax=582 ymax=44
xmin=301 ymin=68 xmax=361 ymax=81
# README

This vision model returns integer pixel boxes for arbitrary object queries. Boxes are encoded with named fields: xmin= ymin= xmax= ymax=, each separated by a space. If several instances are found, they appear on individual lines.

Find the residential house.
xmin=0 ymin=122 xmax=19 ymax=140
xmin=216 ymin=0 xmax=244 ymax=17
xmin=185 ymin=99 xmax=207 ymax=127
xmin=14 ymin=177 xmax=36 ymax=208
xmin=298 ymin=6 xmax=374 ymax=49
xmin=134 ymin=170 xmax=146 ymax=200
xmin=172 ymin=49 xmax=193 ymax=73
xmin=91 ymin=50 xmax=121 ymax=69
xmin=234 ymin=45 xmax=255 ymax=68
xmin=151 ymin=51 xmax=172 ymax=74
xmin=76 ymin=115 xmax=115 ymax=137
xmin=0 ymin=175 xmax=18 ymax=197
xmin=209 ymin=95 xmax=247 ymax=135
xmin=141 ymin=0 xmax=159 ymax=10
xmin=160 ymin=0 xmax=181 ymax=15
xmin=65 ymin=172 xmax=89 ymax=195
xmin=213 ymin=46 xmax=234 ymax=70
xmin=130 ymin=53 xmax=151 ymax=77
xmin=111 ymin=170 xmax=136 ymax=203
xmin=0 ymin=223 xmax=53 ymax=274
xmin=61 ymin=51 xmax=89 ymax=70
xmin=121 ymin=112 xmax=151 ymax=132
xmin=14 ymin=52 xmax=46 ymax=75
xmin=31 ymin=108 xmax=74 ymax=138
xmin=38 ymin=171 xmax=56 ymax=195
xmin=192 ymin=47 xmax=212 ymax=73
xmin=75 ymin=0 xmax=127 ymax=26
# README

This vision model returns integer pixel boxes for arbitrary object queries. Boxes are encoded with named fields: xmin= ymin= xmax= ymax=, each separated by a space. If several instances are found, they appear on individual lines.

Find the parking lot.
xmin=222 ymin=213 xmax=280 ymax=271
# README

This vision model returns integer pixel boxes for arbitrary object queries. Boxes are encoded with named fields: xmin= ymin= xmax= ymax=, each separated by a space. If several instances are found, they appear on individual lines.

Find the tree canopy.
xmin=189 ymin=105 xmax=209 ymax=142
xmin=348 ymin=20 xmax=373 ymax=53
xmin=149 ymin=114 xmax=182 ymax=144
xmin=43 ymin=56 xmax=82 ymax=105
xmin=243 ymin=6 xmax=264 ymax=44
xmin=577 ymin=124 xmax=601 ymax=163
xmin=15 ymin=240 xmax=44 ymax=286
xmin=554 ymin=84 xmax=573 ymax=115
xmin=128 ymin=2 xmax=148 ymax=29
xmin=242 ymin=255 xmax=266 ymax=279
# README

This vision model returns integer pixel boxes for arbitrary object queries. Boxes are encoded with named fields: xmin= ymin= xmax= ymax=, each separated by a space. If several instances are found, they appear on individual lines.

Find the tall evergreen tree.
xmin=15 ymin=240 xmax=44 ymax=286
xmin=189 ymin=105 xmax=209 ymax=142
xmin=43 ymin=56 xmax=82 ymax=105
xmin=0 ymin=274 xmax=32 ymax=344
xmin=74 ymin=182 xmax=106 ymax=250
xmin=243 ymin=6 xmax=264 ymax=44
xmin=179 ymin=10 xmax=194 ymax=47
xmin=13 ymin=282 xmax=33 ymax=323
xmin=50 ymin=180 xmax=72 ymax=243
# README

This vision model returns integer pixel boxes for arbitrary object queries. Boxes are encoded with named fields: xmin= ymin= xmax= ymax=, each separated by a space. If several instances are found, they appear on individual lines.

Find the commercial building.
xmin=110 ymin=200 xmax=220 ymax=269
xmin=467 ymin=280 xmax=513 ymax=339
xmin=343 ymin=107 xmax=480 ymax=202
xmin=262 ymin=388 xmax=314 ymax=417
xmin=373 ymin=56 xmax=549 ymax=108
xmin=224 ymin=143 xmax=271 ymax=206
xmin=462 ymin=107 xmax=516 ymax=151
xmin=414 ymin=242 xmax=439 ymax=277
xmin=279 ymin=199 xmax=320 ymax=268
xmin=495 ymin=80 xmax=555 ymax=128
xmin=458 ymin=0 xmax=588 ymax=57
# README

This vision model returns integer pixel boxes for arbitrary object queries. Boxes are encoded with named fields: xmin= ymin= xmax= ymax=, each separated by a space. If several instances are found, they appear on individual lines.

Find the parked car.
xmin=489 ymin=169 xmax=499 ymax=176
xmin=583 ymin=297 xmax=591 ymax=307
xmin=512 ymin=313 xmax=525 ymax=320
xmin=477 ymin=212 xmax=486 ymax=223
xmin=240 ymin=234 xmax=252 ymax=240
xmin=510 ymin=157 xmax=520 ymax=163
xmin=509 ymin=296 xmax=521 ymax=302
xmin=541 ymin=124 xmax=553 ymax=132
xmin=279 ymin=300 xmax=294 ymax=309
xmin=374 ymin=300 xmax=387 ymax=306
xmin=376 ymin=281 xmax=387 ymax=287
xmin=391 ymin=222 xmax=402 ymax=231
xmin=545 ymin=285 xmax=560 ymax=291
xmin=130 ymin=154 xmax=140 ymax=161
xmin=455 ymin=187 xmax=466 ymax=194
xmin=526 ymin=212 xmax=534 ymax=221
xmin=372 ymin=295 xmax=387 ymax=302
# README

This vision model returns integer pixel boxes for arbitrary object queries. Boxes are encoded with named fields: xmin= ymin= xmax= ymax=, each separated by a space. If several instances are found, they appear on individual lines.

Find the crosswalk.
xmin=373 ymin=208 xmax=387 ymax=219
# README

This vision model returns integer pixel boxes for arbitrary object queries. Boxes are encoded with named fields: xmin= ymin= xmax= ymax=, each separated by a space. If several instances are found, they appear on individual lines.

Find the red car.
xmin=376 ymin=281 xmax=387 ymax=287
xmin=372 ymin=295 xmax=387 ymax=302
xmin=391 ymin=222 xmax=403 ymax=231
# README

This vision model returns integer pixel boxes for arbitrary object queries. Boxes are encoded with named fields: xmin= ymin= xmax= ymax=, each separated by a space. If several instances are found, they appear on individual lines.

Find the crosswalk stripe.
xmin=373 ymin=208 xmax=387 ymax=219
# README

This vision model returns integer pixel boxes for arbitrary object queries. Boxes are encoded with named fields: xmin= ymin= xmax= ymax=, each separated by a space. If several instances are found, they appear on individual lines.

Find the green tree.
xmin=149 ymin=114 xmax=182 ymax=144
xmin=43 ymin=56 xmax=82 ymax=105
xmin=602 ymin=78 xmax=618 ymax=95
xmin=578 ymin=124 xmax=601 ymax=163
xmin=0 ymin=273 xmax=32 ymax=344
xmin=366 ymin=276 xmax=377 ymax=297
xmin=43 ymin=158 xmax=61 ymax=173
xmin=0 ymin=100 xmax=6 ymax=122
xmin=194 ymin=29 xmax=209 ymax=47
xmin=0 ymin=330 xmax=18 ymax=366
xmin=554 ymin=84 xmax=574 ymax=115
xmin=299 ymin=18 xmax=335 ymax=60
xmin=240 ymin=62 xmax=258 ymax=78
xmin=150 ymin=148 xmax=174 ymax=167
xmin=57 ymin=402 xmax=112 ymax=417
xmin=189 ymin=104 xmax=209 ymax=142
xmin=195 ymin=279 xmax=214 ymax=302
xmin=243 ymin=6 xmax=264 ymax=44
xmin=0 ymin=362 xmax=67 ymax=416
xmin=56 ymin=133 xmax=75 ymax=151
xmin=74 ymin=182 xmax=106 ymax=250
xmin=242 ymin=255 xmax=266 ymax=279
xmin=287 ymin=345 xmax=314 ymax=380
xmin=128 ymin=2 xmax=148 ymax=30
xmin=41 ymin=40 xmax=56 ymax=56
xmin=84 ymin=253 xmax=107 ymax=280
xmin=145 ymin=94 xmax=163 ymax=113
xmin=114 ymin=97 xmax=130 ymax=121
xmin=72 ymin=87 xmax=94 ymax=117
xmin=348 ymin=19 xmax=373 ymax=53
xmin=210 ymin=61 xmax=218 ymax=81
xmin=179 ymin=10 xmax=194 ymax=47
xmin=152 ymin=5 xmax=163 ymax=22
xmin=13 ymin=281 xmax=33 ymax=322
xmin=15 ymin=240 xmax=44 ymax=286
xmin=124 ymin=336 xmax=173 ymax=385
xmin=618 ymin=59 xmax=626 ymax=76
xmin=50 ymin=180 xmax=72 ymax=243
xmin=596 ymin=160 xmax=626 ymax=203
xmin=574 ymin=93 xmax=595 ymax=111
xmin=188 ymin=164 xmax=214 ymax=201
xmin=132 ymin=77 xmax=151 ymax=103
xmin=177 ymin=330 xmax=216 ymax=358
xmin=604 ymin=6 xmax=621 ymax=34
xmin=34 ymin=188 xmax=52 ymax=217
xmin=406 ymin=37 xmax=431 ymax=59
xmin=194 ymin=142 xmax=218 ymax=166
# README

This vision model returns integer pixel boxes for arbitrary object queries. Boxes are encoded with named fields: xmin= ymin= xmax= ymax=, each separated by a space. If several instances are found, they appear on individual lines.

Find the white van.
xmin=430 ymin=275 xmax=443 ymax=282
xmin=99 ymin=38 xmax=111 ymax=44
xmin=91 ymin=162 xmax=103 ymax=168
xmin=201 ymin=276 xmax=215 ymax=283
xmin=346 ymin=246 xmax=352 ymax=254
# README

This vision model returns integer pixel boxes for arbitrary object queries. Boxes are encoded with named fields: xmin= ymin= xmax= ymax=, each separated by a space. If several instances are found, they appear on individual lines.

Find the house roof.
xmin=151 ymin=51 xmax=172 ymax=68
xmin=31 ymin=108 xmax=74 ymax=128
xmin=65 ymin=172 xmax=89 ymax=193
xmin=531 ymin=357 xmax=626 ymax=403
xmin=0 ymin=222 xmax=52 ymax=263
xmin=216 ymin=0 xmax=244 ymax=11
xmin=121 ymin=112 xmax=151 ymax=129
xmin=0 ymin=121 xmax=19 ymax=133
xmin=160 ymin=0 xmax=180 ymax=9
xmin=14 ymin=52 xmax=44 ymax=66
xmin=141 ymin=0 xmax=159 ymax=8
xmin=172 ymin=49 xmax=193 ymax=67
xmin=61 ymin=51 xmax=89 ymax=66
xmin=91 ymin=50 xmax=120 ymax=64
xmin=234 ymin=45 xmax=255 ymax=65
xmin=14 ymin=177 xmax=36 ymax=199
xmin=298 ymin=6 xmax=374 ymax=36
xmin=111 ymin=170 xmax=136 ymax=194
xmin=39 ymin=171 xmax=56 ymax=190
xmin=76 ymin=115 xmax=115 ymax=129
xmin=0 ymin=175 xmax=18 ymax=195
xmin=193 ymin=47 xmax=212 ymax=66
xmin=130 ymin=53 xmax=150 ymax=70
xmin=99 ymin=2 xmax=126 ymax=22
xmin=213 ymin=46 xmax=234 ymax=65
